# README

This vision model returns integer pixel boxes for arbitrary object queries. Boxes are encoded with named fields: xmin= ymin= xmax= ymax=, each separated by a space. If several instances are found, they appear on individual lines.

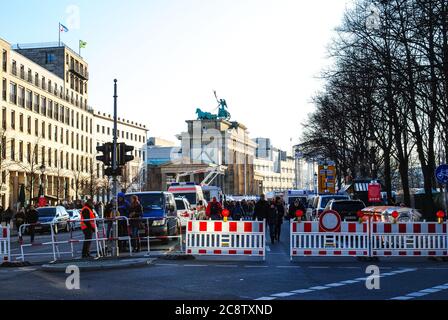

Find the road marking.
xmin=213 ymin=265 xmax=238 ymax=268
xmin=266 ymin=246 xmax=271 ymax=252
xmin=337 ymin=267 xmax=359 ymax=269
xmin=154 ymin=264 xmax=179 ymax=267
xmin=391 ymin=282 xmax=448 ymax=300
xmin=256 ymin=268 xmax=418 ymax=301
xmin=245 ymin=266 xmax=268 ymax=268
xmin=255 ymin=297 xmax=276 ymax=301
xmin=183 ymin=265 xmax=208 ymax=267
xmin=276 ymin=266 xmax=301 ymax=269
xmin=308 ymin=266 xmax=330 ymax=269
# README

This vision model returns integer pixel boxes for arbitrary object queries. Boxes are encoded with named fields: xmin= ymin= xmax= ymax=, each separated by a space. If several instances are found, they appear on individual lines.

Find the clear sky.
xmin=0 ymin=0 xmax=348 ymax=151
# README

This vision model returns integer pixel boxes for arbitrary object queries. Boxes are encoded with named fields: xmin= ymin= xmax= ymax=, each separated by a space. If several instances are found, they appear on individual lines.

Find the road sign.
xmin=319 ymin=210 xmax=342 ymax=233
xmin=436 ymin=164 xmax=448 ymax=185
xmin=318 ymin=163 xmax=336 ymax=194
xmin=368 ymin=182 xmax=382 ymax=203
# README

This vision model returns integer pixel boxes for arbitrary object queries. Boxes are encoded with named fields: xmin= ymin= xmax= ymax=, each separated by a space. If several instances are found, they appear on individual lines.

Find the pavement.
xmin=0 ymin=224 xmax=447 ymax=300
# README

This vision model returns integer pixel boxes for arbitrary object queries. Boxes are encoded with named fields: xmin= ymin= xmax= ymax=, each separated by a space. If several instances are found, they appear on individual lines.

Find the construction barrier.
xmin=138 ymin=217 xmax=183 ymax=255
xmin=290 ymin=218 xmax=448 ymax=260
xmin=0 ymin=226 xmax=10 ymax=262
xmin=371 ymin=221 xmax=448 ymax=257
xmin=290 ymin=221 xmax=370 ymax=259
xmin=186 ymin=220 xmax=266 ymax=260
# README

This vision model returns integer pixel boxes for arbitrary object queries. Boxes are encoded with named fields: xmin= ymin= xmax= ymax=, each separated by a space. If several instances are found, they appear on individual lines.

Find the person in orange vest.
xmin=81 ymin=199 xmax=96 ymax=258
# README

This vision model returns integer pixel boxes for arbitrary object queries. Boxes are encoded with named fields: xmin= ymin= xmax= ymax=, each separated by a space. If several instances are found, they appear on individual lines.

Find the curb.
xmin=41 ymin=258 xmax=156 ymax=273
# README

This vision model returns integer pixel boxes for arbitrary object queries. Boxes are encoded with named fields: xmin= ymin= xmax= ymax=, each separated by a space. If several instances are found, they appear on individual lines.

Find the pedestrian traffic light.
xmin=117 ymin=143 xmax=134 ymax=166
xmin=96 ymin=143 xmax=113 ymax=166
xmin=104 ymin=167 xmax=122 ymax=177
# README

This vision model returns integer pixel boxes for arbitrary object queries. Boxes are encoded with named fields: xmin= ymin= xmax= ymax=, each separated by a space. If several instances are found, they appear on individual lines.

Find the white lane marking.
xmin=245 ymin=266 xmax=268 ymax=268
xmin=255 ymin=297 xmax=276 ymax=301
xmin=308 ymin=266 xmax=330 ymax=269
xmin=257 ymin=268 xmax=418 ymax=301
xmin=277 ymin=266 xmax=301 ymax=269
xmin=154 ymin=264 xmax=179 ymax=267
xmin=213 ymin=265 xmax=238 ymax=268
xmin=391 ymin=282 xmax=448 ymax=300
xmin=266 ymin=246 xmax=271 ymax=252
xmin=309 ymin=286 xmax=330 ymax=291
xmin=183 ymin=265 xmax=208 ymax=267
xmin=337 ymin=267 xmax=359 ymax=269
xmin=271 ymin=292 xmax=296 ymax=298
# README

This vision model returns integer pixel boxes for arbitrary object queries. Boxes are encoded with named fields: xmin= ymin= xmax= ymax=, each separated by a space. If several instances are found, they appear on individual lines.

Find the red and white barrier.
xmin=0 ymin=226 xmax=10 ymax=262
xmin=290 ymin=221 xmax=370 ymax=259
xmin=371 ymin=222 xmax=448 ymax=257
xmin=186 ymin=220 xmax=266 ymax=260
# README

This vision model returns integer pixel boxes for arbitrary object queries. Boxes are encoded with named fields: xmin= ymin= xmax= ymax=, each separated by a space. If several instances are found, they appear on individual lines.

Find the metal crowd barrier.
xmin=0 ymin=226 xmax=11 ymax=262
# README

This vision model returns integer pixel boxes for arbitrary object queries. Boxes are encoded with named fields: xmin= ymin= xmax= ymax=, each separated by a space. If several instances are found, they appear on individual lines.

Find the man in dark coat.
xmin=254 ymin=195 xmax=270 ymax=221
xmin=26 ymin=205 xmax=39 ymax=243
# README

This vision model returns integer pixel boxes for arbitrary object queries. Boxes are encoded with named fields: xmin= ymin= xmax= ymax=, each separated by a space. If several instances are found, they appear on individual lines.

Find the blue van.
xmin=125 ymin=192 xmax=179 ymax=242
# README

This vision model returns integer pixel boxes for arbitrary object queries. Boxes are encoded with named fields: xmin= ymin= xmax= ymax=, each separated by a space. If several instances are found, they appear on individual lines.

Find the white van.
xmin=168 ymin=183 xmax=205 ymax=209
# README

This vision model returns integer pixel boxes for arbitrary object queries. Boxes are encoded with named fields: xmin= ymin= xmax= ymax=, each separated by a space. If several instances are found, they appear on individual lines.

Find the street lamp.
xmin=367 ymin=135 xmax=376 ymax=181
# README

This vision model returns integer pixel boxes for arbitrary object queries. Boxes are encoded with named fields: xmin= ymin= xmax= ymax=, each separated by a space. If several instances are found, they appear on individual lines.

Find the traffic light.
xmin=96 ymin=143 xmax=113 ymax=166
xmin=117 ymin=143 xmax=134 ymax=166
xmin=104 ymin=167 xmax=122 ymax=177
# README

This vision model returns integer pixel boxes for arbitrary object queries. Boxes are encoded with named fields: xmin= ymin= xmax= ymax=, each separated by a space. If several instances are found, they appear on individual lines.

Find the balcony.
xmin=69 ymin=64 xmax=89 ymax=80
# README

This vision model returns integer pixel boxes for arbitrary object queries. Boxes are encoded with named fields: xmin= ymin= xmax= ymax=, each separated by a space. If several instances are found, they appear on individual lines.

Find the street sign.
xmin=319 ymin=210 xmax=342 ymax=233
xmin=435 ymin=164 xmax=448 ymax=185
xmin=318 ymin=163 xmax=336 ymax=194
xmin=368 ymin=182 xmax=382 ymax=203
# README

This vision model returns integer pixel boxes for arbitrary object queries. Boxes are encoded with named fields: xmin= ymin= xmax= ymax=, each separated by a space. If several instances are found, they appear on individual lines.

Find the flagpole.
xmin=58 ymin=23 xmax=61 ymax=47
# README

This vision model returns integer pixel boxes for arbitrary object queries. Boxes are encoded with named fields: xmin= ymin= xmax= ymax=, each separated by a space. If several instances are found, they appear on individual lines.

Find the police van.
xmin=167 ymin=182 xmax=205 ymax=209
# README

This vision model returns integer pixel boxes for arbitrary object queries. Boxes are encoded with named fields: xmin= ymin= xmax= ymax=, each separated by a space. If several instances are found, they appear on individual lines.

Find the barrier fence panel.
xmin=0 ymin=226 xmax=10 ymax=262
xmin=371 ymin=221 xmax=448 ymax=257
xmin=290 ymin=221 xmax=370 ymax=260
xmin=186 ymin=220 xmax=266 ymax=260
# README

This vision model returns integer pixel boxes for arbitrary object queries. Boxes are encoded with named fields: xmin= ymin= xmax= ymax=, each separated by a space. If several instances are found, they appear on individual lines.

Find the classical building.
xmin=0 ymin=38 xmax=94 ymax=207
xmin=146 ymin=118 xmax=258 ymax=195
xmin=253 ymin=138 xmax=296 ymax=194
xmin=93 ymin=111 xmax=148 ymax=201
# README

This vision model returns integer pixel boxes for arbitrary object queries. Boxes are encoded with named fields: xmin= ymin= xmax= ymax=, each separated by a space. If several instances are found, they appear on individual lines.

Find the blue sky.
xmin=0 ymin=0 xmax=348 ymax=151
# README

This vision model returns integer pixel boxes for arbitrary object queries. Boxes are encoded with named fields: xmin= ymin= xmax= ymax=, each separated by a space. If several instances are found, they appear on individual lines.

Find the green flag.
xmin=79 ymin=40 xmax=87 ymax=49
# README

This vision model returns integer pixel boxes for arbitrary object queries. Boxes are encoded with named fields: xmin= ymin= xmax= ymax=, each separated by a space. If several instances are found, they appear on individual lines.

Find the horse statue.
xmin=196 ymin=108 xmax=218 ymax=120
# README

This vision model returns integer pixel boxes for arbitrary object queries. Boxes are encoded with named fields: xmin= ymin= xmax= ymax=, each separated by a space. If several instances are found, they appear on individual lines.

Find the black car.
xmin=324 ymin=200 xmax=366 ymax=222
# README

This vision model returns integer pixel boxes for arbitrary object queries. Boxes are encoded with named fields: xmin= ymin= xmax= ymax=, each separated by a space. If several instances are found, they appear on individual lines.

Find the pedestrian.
xmin=231 ymin=201 xmax=244 ymax=221
xmin=26 ymin=205 xmax=39 ymax=243
xmin=129 ymin=195 xmax=143 ymax=253
xmin=196 ymin=200 xmax=207 ymax=220
xmin=267 ymin=200 xmax=278 ymax=244
xmin=80 ymin=199 xmax=96 ymax=258
xmin=206 ymin=197 xmax=223 ymax=220
xmin=117 ymin=193 xmax=130 ymax=251
xmin=288 ymin=199 xmax=306 ymax=220
xmin=254 ymin=194 xmax=270 ymax=222
xmin=104 ymin=200 xmax=114 ymax=239
xmin=3 ymin=207 xmax=13 ymax=226
xmin=275 ymin=197 xmax=285 ymax=242
xmin=14 ymin=207 xmax=26 ymax=233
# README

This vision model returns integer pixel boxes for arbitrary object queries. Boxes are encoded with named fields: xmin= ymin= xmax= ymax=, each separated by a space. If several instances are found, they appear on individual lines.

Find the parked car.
xmin=325 ymin=200 xmax=366 ymax=222
xmin=175 ymin=197 xmax=194 ymax=228
xmin=67 ymin=209 xmax=81 ymax=230
xmin=126 ymin=192 xmax=180 ymax=244
xmin=361 ymin=206 xmax=422 ymax=223
xmin=35 ymin=206 xmax=71 ymax=234
xmin=306 ymin=195 xmax=351 ymax=221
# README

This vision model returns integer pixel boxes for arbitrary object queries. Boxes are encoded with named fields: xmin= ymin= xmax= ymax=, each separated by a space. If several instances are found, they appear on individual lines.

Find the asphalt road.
xmin=1 ymin=224 xmax=448 ymax=300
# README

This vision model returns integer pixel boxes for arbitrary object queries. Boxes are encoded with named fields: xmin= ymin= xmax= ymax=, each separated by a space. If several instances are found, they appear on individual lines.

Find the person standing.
xmin=128 ymin=195 xmax=143 ymax=253
xmin=80 ymin=199 xmax=96 ymax=258
xmin=117 ymin=193 xmax=130 ymax=251
xmin=3 ymin=207 xmax=13 ymax=226
xmin=104 ymin=200 xmax=114 ymax=239
xmin=288 ymin=199 xmax=306 ymax=220
xmin=206 ymin=197 xmax=223 ymax=220
xmin=254 ymin=195 xmax=270 ymax=222
xmin=267 ymin=200 xmax=278 ymax=244
xmin=26 ymin=205 xmax=39 ymax=243
xmin=14 ymin=208 xmax=26 ymax=233
xmin=274 ymin=197 xmax=286 ymax=242
xmin=231 ymin=201 xmax=244 ymax=221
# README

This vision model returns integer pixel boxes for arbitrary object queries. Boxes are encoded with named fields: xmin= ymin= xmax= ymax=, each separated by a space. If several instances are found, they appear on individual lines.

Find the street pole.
xmin=112 ymin=79 xmax=119 ymax=256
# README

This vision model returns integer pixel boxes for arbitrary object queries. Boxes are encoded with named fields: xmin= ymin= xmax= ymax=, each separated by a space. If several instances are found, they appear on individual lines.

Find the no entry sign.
xmin=319 ymin=210 xmax=342 ymax=233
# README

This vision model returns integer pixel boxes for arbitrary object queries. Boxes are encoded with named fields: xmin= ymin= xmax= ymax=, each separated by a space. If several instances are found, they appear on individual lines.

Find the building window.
xmin=19 ymin=114 xmax=23 ymax=132
xmin=48 ymin=100 xmax=53 ymax=118
xmin=18 ymin=86 xmax=24 ymax=107
xmin=54 ymin=103 xmax=59 ymax=120
xmin=48 ymin=124 xmax=52 ymax=141
xmin=34 ymin=93 xmax=40 ymax=113
xmin=54 ymin=150 xmax=58 ymax=168
xmin=10 ymin=139 xmax=15 ymax=161
xmin=35 ymin=119 xmax=39 ymax=137
xmin=26 ymin=90 xmax=32 ymax=109
xmin=10 ymin=110 xmax=15 ymax=130
xmin=48 ymin=148 xmax=52 ymax=167
xmin=9 ymin=82 xmax=17 ymax=104
xmin=27 ymin=116 xmax=31 ymax=134
xmin=54 ymin=126 xmax=58 ymax=142
xmin=2 ymin=78 xmax=6 ymax=101
xmin=26 ymin=143 xmax=31 ymax=163
xmin=42 ymin=122 xmax=46 ymax=139
xmin=97 ymin=125 xmax=100 ymax=133
xmin=19 ymin=141 xmax=23 ymax=162
xmin=34 ymin=73 xmax=39 ymax=87
xmin=1 ymin=136 xmax=6 ymax=160
xmin=2 ymin=50 xmax=7 ymax=72
xmin=46 ymin=53 xmax=56 ymax=64
xmin=1 ymin=108 xmax=6 ymax=130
